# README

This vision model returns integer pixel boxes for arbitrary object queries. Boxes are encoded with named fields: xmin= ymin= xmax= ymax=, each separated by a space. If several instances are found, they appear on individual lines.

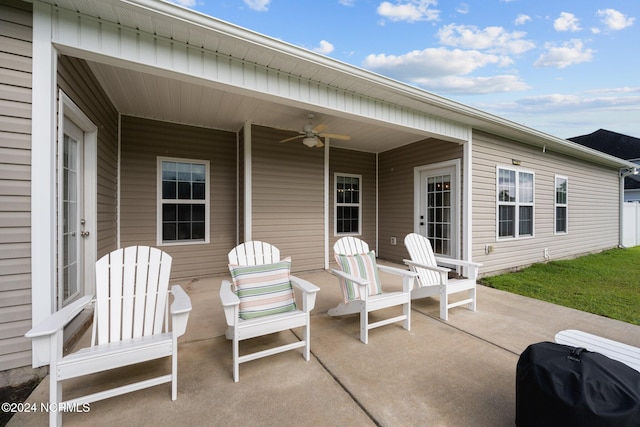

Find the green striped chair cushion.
xmin=334 ymin=251 xmax=382 ymax=303
xmin=229 ymin=257 xmax=297 ymax=320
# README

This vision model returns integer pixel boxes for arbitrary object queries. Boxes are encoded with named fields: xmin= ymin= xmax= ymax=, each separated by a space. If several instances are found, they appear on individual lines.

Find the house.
xmin=568 ymin=129 xmax=640 ymax=202
xmin=1 ymin=0 xmax=637 ymax=384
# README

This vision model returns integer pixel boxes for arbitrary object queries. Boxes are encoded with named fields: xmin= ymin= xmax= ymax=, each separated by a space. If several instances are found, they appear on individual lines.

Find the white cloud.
xmin=339 ymin=0 xmax=355 ymax=6
xmin=534 ymin=39 xmax=594 ymax=68
xmin=362 ymin=47 xmax=528 ymax=94
xmin=515 ymin=14 xmax=531 ymax=26
xmin=437 ymin=23 xmax=535 ymax=55
xmin=377 ymin=0 xmax=439 ymax=23
xmin=456 ymin=3 xmax=470 ymax=15
xmin=313 ymin=40 xmax=335 ymax=55
xmin=554 ymin=12 xmax=581 ymax=32
xmin=597 ymin=9 xmax=635 ymax=31
xmin=244 ymin=0 xmax=271 ymax=12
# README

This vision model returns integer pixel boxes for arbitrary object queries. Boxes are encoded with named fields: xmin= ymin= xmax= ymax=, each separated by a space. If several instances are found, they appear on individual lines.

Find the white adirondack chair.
xmin=404 ymin=233 xmax=481 ymax=321
xmin=25 ymin=246 xmax=192 ymax=427
xmin=219 ymin=241 xmax=320 ymax=382
xmin=329 ymin=237 xmax=416 ymax=344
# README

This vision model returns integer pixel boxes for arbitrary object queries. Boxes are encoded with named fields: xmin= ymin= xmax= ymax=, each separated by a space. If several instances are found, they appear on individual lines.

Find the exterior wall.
xmin=472 ymin=131 xmax=620 ymax=275
xmin=250 ymin=125 xmax=324 ymax=272
xmin=378 ymin=138 xmax=464 ymax=262
xmin=120 ymin=116 xmax=237 ymax=278
xmin=0 ymin=0 xmax=33 ymax=371
xmin=57 ymin=56 xmax=119 ymax=260
xmin=329 ymin=147 xmax=377 ymax=253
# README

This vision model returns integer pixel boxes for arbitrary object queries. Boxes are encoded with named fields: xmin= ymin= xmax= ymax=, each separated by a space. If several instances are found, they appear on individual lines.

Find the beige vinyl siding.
xmin=250 ymin=125 xmax=324 ymax=272
xmin=472 ymin=131 xmax=620 ymax=275
xmin=378 ymin=138 xmax=463 ymax=262
xmin=0 ymin=0 xmax=32 ymax=370
xmin=329 ymin=147 xmax=376 ymax=252
xmin=57 ymin=56 xmax=119 ymax=259
xmin=120 ymin=116 xmax=237 ymax=277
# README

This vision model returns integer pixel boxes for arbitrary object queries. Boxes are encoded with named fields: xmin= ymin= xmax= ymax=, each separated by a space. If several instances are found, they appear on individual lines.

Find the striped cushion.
xmin=229 ymin=257 xmax=297 ymax=320
xmin=334 ymin=251 xmax=382 ymax=303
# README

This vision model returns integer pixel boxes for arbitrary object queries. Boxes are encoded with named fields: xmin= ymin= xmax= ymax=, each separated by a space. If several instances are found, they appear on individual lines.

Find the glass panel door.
xmin=59 ymin=118 xmax=84 ymax=307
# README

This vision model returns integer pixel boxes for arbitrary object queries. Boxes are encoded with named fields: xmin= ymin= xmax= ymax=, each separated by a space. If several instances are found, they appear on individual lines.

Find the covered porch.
xmin=12 ymin=266 xmax=640 ymax=426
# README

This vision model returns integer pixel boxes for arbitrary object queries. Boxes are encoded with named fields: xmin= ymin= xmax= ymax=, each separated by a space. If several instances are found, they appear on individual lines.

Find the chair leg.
xmin=360 ymin=307 xmax=368 ymax=344
xmin=233 ymin=335 xmax=239 ymax=382
xmin=469 ymin=287 xmax=477 ymax=312
xmin=403 ymin=301 xmax=411 ymax=331
xmin=303 ymin=315 xmax=311 ymax=361
xmin=171 ymin=338 xmax=178 ymax=400
xmin=50 ymin=375 xmax=62 ymax=427
xmin=440 ymin=287 xmax=449 ymax=321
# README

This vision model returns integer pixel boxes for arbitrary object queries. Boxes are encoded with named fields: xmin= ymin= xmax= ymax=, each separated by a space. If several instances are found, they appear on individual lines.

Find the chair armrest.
xmin=290 ymin=275 xmax=320 ymax=312
xmin=170 ymin=285 xmax=192 ymax=338
xmin=26 ymin=295 xmax=94 ymax=338
xmin=219 ymin=280 xmax=240 ymax=307
xmin=377 ymin=264 xmax=417 ymax=278
xmin=170 ymin=285 xmax=192 ymax=315
xmin=219 ymin=280 xmax=239 ymax=326
xmin=434 ymin=257 xmax=482 ymax=279
xmin=377 ymin=265 xmax=417 ymax=292
xmin=330 ymin=268 xmax=369 ymax=287
xmin=403 ymin=259 xmax=450 ymax=274
xmin=25 ymin=295 xmax=93 ymax=368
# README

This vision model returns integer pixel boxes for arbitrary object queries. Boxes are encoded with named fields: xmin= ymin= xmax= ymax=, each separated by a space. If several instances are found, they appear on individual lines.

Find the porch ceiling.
xmin=86 ymin=60 xmax=432 ymax=153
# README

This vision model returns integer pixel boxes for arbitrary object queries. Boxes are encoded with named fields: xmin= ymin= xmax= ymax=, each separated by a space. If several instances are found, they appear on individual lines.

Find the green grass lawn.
xmin=479 ymin=247 xmax=640 ymax=326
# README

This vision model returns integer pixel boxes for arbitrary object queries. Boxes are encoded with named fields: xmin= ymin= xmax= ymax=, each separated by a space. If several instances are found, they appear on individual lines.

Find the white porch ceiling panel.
xmin=42 ymin=0 xmax=471 ymax=152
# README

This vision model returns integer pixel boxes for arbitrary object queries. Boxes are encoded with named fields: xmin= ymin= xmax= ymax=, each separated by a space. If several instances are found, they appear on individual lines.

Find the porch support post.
xmin=244 ymin=121 xmax=252 ymax=241
xmin=324 ymin=139 xmax=330 ymax=269
xmin=462 ymin=128 xmax=473 ymax=273
xmin=31 ymin=1 xmax=57 ymax=333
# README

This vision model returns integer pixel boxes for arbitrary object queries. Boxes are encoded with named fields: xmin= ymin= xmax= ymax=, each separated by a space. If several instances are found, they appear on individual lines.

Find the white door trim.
xmin=414 ymin=159 xmax=461 ymax=259
xmin=58 ymin=91 xmax=97 ymax=307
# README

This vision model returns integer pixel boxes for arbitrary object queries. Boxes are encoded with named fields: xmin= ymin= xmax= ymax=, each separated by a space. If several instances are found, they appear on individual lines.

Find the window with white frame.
xmin=335 ymin=174 xmax=361 ymax=235
xmin=555 ymin=175 xmax=568 ymax=234
xmin=158 ymin=157 xmax=210 ymax=244
xmin=497 ymin=167 xmax=534 ymax=239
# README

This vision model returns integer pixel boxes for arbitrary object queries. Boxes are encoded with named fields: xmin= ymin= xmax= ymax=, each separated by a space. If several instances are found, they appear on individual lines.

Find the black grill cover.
xmin=516 ymin=341 xmax=640 ymax=427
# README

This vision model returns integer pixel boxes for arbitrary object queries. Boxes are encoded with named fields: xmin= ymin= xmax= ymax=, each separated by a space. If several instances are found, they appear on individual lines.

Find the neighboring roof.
xmin=568 ymin=129 xmax=640 ymax=160
xmin=36 ymin=0 xmax=637 ymax=170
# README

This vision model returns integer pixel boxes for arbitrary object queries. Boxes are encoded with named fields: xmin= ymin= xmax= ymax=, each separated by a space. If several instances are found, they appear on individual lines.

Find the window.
xmin=335 ymin=174 xmax=361 ymax=235
xmin=555 ymin=176 xmax=568 ymax=234
xmin=497 ymin=167 xmax=534 ymax=239
xmin=158 ymin=157 xmax=210 ymax=245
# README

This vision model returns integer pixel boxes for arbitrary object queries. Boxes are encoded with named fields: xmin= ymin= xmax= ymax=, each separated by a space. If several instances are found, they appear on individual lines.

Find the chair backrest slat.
xmin=334 ymin=236 xmax=369 ymax=256
xmin=404 ymin=233 xmax=440 ymax=286
xmin=93 ymin=246 xmax=172 ymax=346
xmin=229 ymin=241 xmax=280 ymax=266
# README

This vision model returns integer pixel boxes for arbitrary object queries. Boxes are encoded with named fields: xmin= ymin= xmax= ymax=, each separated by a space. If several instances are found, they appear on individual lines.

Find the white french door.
xmin=416 ymin=161 xmax=460 ymax=259
xmin=58 ymin=112 xmax=96 ymax=309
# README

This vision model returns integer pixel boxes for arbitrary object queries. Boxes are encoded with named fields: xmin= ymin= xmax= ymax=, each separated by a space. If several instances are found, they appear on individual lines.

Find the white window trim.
xmin=334 ymin=172 xmax=362 ymax=236
xmin=554 ymin=175 xmax=569 ymax=235
xmin=496 ymin=166 xmax=535 ymax=241
xmin=156 ymin=156 xmax=211 ymax=246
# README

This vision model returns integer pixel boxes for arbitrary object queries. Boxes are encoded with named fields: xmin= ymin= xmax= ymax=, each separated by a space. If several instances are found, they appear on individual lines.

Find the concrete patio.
xmin=9 ymin=264 xmax=640 ymax=426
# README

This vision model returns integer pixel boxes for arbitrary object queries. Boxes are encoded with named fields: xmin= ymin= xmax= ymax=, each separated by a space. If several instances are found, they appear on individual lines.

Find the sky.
xmin=169 ymin=0 xmax=639 ymax=140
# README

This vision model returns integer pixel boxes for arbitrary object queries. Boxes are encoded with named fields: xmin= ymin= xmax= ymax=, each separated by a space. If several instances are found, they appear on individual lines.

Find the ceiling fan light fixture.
xmin=302 ymin=136 xmax=318 ymax=147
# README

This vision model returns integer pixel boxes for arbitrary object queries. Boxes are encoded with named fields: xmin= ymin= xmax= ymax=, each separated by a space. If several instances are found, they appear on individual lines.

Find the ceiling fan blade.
xmin=318 ymin=133 xmax=351 ymax=141
xmin=279 ymin=135 xmax=303 ymax=143
xmin=312 ymin=123 xmax=328 ymax=133
xmin=315 ymin=139 xmax=324 ymax=148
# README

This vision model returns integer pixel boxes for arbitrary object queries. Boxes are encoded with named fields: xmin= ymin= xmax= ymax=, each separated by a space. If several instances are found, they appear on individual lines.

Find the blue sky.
xmin=170 ymin=0 xmax=639 ymax=140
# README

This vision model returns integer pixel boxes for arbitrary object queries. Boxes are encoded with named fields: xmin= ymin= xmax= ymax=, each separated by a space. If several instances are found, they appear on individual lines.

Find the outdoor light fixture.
xmin=512 ymin=159 xmax=522 ymax=166
xmin=302 ymin=137 xmax=318 ymax=147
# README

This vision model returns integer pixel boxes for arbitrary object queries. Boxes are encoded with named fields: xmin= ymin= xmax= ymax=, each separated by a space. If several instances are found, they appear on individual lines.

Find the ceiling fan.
xmin=280 ymin=113 xmax=351 ymax=148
